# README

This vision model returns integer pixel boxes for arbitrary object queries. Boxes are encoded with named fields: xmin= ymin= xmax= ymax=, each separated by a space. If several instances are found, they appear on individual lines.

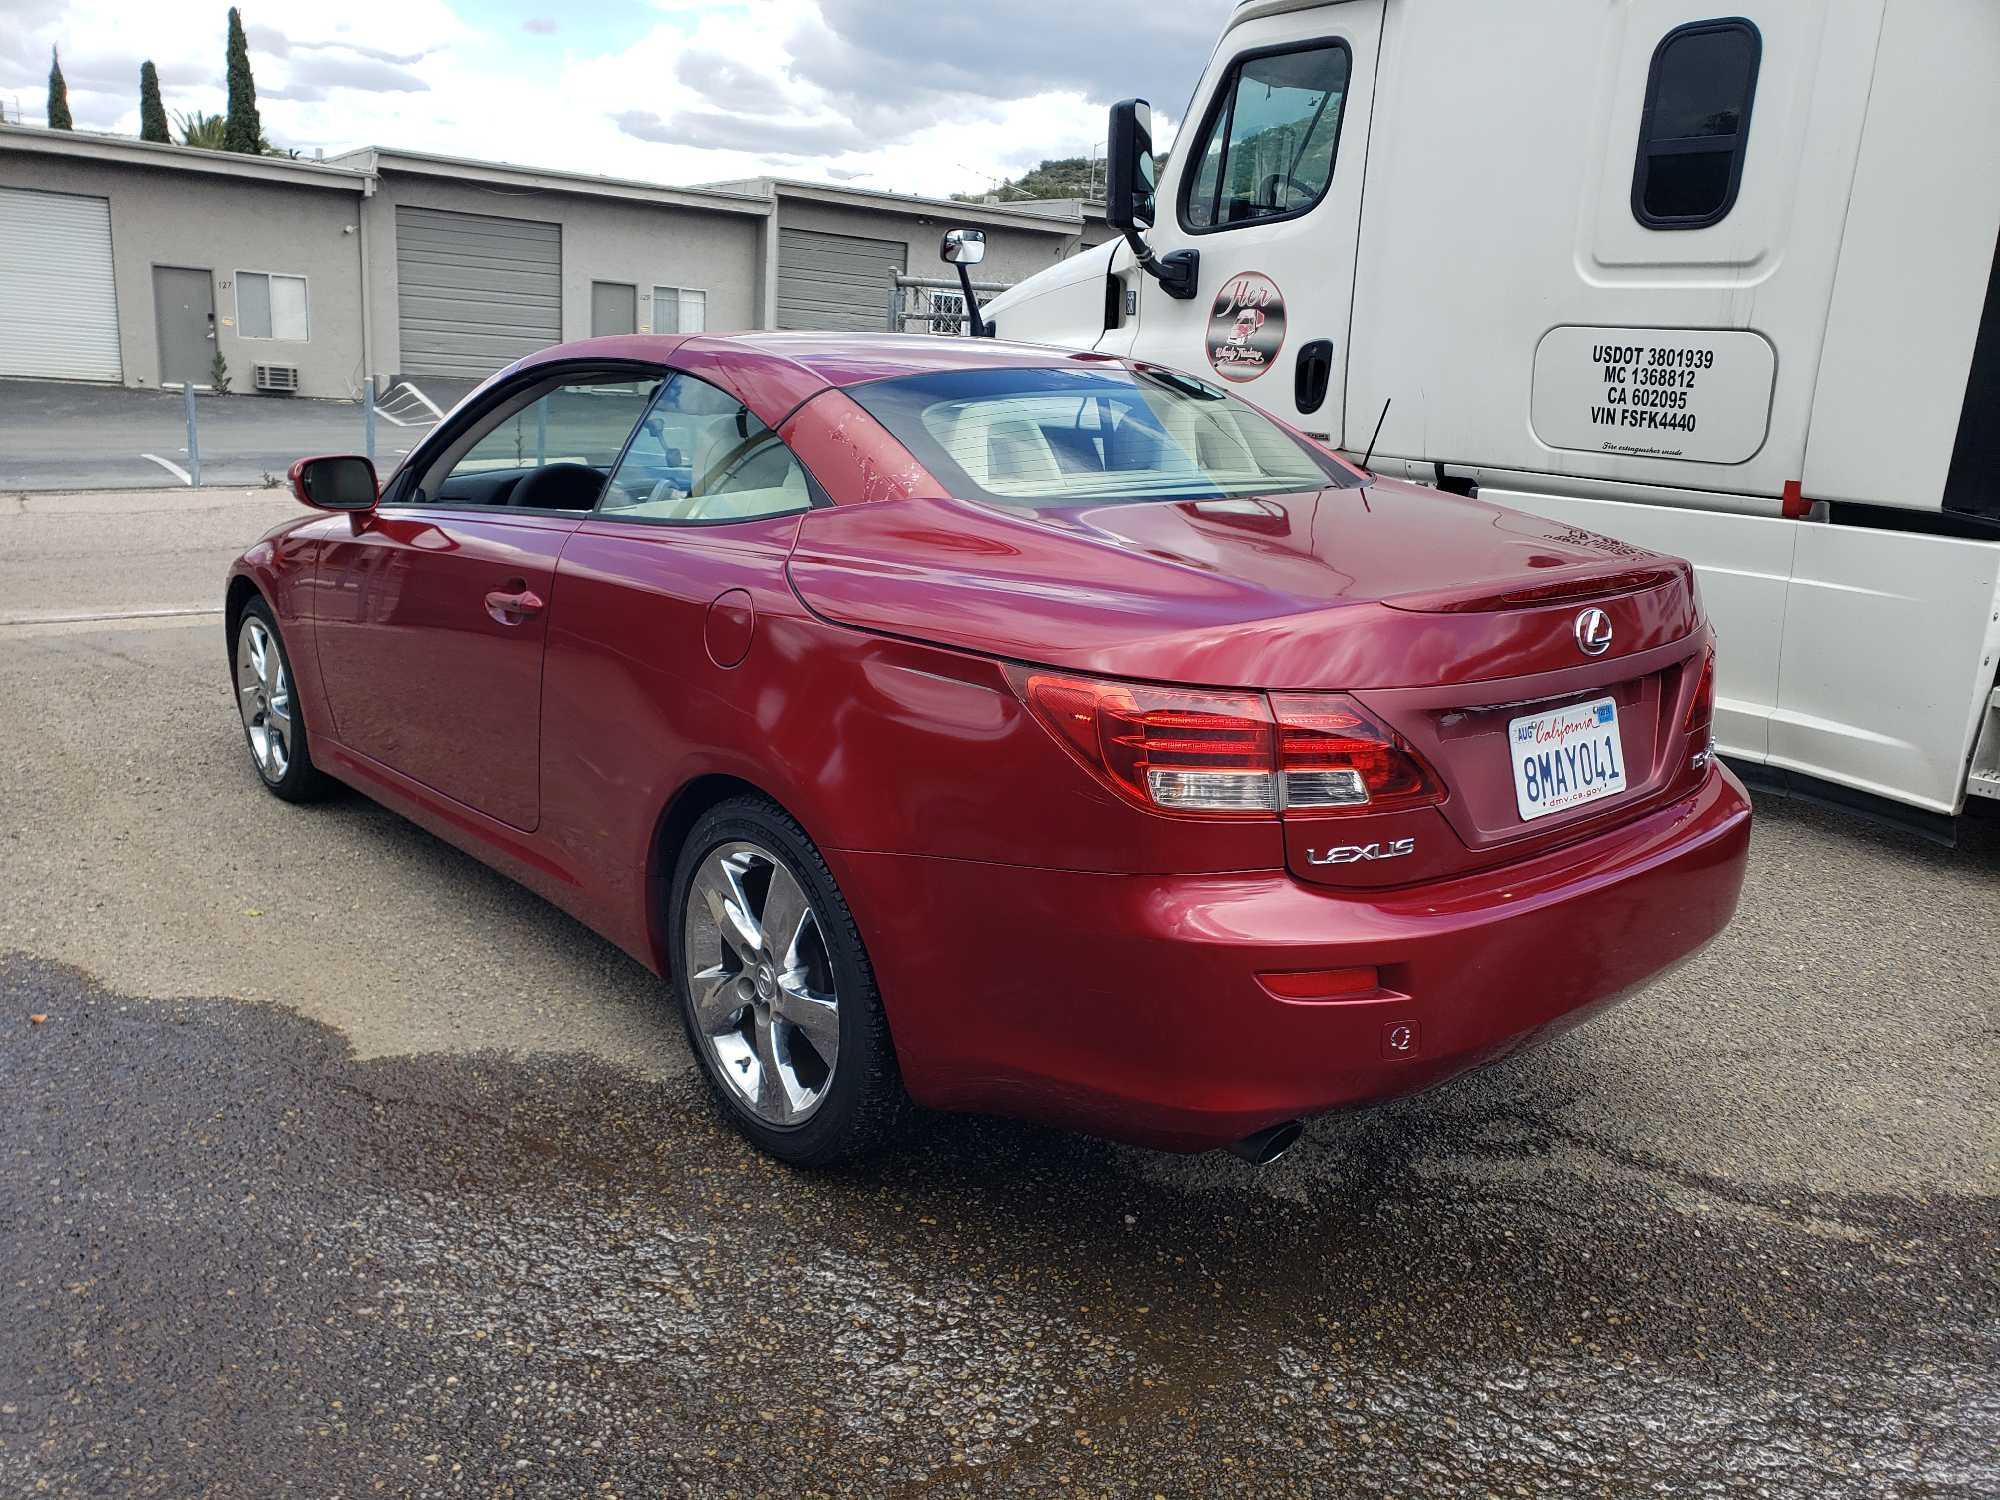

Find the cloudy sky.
xmin=0 ymin=0 xmax=1231 ymax=196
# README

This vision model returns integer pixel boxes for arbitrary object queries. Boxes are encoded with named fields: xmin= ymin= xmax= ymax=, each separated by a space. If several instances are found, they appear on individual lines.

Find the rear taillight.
xmin=1007 ymin=669 xmax=1446 ymax=818
xmin=1270 ymin=693 xmax=1444 ymax=815
xmin=1007 ymin=668 xmax=1278 ymax=815
xmin=1683 ymin=647 xmax=1716 ymax=742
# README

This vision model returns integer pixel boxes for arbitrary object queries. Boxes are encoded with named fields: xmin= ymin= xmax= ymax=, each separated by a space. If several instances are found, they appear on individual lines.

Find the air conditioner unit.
xmin=253 ymin=363 xmax=300 ymax=395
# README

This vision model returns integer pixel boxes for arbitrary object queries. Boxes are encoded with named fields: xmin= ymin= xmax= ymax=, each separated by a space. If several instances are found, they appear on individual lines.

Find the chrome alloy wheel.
xmin=684 ymin=840 xmax=841 ymax=1126
xmin=235 ymin=616 xmax=292 ymax=783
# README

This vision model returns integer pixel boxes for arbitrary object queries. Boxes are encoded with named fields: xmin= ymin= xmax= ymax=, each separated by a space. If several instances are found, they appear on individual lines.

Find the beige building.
xmin=704 ymin=176 xmax=1102 ymax=330
xmin=0 ymin=123 xmax=1108 ymax=401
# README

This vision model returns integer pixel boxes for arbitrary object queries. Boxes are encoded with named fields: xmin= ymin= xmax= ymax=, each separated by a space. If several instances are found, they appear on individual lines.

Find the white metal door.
xmin=0 ymin=187 xmax=121 ymax=382
xmin=1105 ymin=2 xmax=1382 ymax=444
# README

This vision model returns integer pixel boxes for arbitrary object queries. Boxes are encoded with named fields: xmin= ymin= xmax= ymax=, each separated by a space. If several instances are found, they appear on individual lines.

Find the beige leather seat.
xmin=932 ymin=401 xmax=1067 ymax=495
xmin=684 ymin=421 xmax=809 ymax=520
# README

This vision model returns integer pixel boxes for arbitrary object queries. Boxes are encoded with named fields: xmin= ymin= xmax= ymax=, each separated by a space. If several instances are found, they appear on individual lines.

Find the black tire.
xmin=670 ymin=795 xmax=909 ymax=1165
xmin=232 ymin=598 xmax=335 ymax=803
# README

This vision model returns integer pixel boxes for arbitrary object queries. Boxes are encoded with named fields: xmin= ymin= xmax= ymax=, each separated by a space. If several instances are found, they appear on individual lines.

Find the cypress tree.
xmin=139 ymin=61 xmax=170 ymax=143
xmin=47 ymin=47 xmax=73 ymax=130
xmin=222 ymin=8 xmax=261 ymax=154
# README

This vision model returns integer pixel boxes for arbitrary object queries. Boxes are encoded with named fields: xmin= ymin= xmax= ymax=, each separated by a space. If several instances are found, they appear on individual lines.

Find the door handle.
xmin=1294 ymin=339 xmax=1334 ymax=415
xmin=484 ymin=585 xmax=544 ymax=625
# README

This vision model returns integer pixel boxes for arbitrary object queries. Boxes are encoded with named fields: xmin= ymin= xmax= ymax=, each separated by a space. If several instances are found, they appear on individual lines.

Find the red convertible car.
xmin=227 ymin=332 xmax=1750 ymax=1165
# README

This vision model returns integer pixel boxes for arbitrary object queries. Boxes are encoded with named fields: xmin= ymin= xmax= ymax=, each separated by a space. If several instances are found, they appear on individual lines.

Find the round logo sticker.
xmin=1206 ymin=272 xmax=1286 ymax=383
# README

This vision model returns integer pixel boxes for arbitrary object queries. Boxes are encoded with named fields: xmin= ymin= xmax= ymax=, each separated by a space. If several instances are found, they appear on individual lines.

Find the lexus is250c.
xmin=227 ymin=332 xmax=1750 ymax=1166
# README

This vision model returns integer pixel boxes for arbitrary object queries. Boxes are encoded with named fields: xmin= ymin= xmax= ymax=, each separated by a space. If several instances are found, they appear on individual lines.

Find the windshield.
xmin=845 ymin=365 xmax=1352 ymax=508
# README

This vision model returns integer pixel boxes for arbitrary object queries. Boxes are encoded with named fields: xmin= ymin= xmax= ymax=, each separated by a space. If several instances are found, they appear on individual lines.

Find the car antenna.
xmin=1358 ymin=397 xmax=1391 ymax=477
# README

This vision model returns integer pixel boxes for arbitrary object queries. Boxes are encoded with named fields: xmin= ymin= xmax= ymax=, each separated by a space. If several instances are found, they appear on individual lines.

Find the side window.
xmin=414 ymin=375 xmax=661 ymax=511
xmin=1632 ymin=18 xmax=1761 ymax=229
xmin=1182 ymin=41 xmax=1351 ymax=232
xmin=599 ymin=373 xmax=812 ymax=524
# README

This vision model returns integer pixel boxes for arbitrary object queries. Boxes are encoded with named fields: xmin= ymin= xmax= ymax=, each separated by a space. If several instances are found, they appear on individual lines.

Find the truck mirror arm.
xmin=952 ymin=259 xmax=990 ymax=338
xmin=1121 ymin=228 xmax=1200 ymax=301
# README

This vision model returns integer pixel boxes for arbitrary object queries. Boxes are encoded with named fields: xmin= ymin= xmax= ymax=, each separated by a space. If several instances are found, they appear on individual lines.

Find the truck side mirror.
xmin=1106 ymin=100 xmax=1157 ymax=231
xmin=1105 ymin=98 xmax=1198 ymax=300
xmin=940 ymin=228 xmax=986 ymax=266
xmin=939 ymin=228 xmax=991 ymax=338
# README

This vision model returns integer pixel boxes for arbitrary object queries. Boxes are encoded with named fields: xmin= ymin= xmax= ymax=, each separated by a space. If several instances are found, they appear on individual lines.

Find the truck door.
xmin=1102 ymin=1 xmax=1382 ymax=446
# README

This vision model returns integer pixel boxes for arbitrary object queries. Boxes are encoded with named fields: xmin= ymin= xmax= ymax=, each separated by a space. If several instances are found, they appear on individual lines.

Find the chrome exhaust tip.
xmin=1226 ymin=1119 xmax=1304 ymax=1166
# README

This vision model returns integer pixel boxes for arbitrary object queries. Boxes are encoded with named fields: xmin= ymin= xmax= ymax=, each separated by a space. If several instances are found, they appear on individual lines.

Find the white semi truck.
xmin=974 ymin=0 xmax=2000 ymax=834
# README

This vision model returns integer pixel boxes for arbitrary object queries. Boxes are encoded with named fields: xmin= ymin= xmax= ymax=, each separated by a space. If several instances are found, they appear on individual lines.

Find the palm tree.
xmin=174 ymin=106 xmax=284 ymax=154
xmin=174 ymin=109 xmax=228 ymax=149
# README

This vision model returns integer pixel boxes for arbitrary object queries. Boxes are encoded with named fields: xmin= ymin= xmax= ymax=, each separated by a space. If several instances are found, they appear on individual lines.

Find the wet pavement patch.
xmin=2 ymin=955 xmax=1994 ymax=1497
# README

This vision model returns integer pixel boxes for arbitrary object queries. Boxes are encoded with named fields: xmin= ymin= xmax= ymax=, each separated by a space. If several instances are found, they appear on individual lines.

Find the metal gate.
xmin=395 ymin=206 xmax=561 ymax=381
xmin=777 ymin=229 xmax=907 ymax=331
xmin=0 ymin=187 xmax=121 ymax=382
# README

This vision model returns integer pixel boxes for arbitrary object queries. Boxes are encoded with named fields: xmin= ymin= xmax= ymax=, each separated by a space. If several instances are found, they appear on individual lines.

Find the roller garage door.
xmin=395 ymin=206 xmax=561 ymax=381
xmin=0 ymin=188 xmax=121 ymax=382
xmin=776 ymin=228 xmax=907 ymax=331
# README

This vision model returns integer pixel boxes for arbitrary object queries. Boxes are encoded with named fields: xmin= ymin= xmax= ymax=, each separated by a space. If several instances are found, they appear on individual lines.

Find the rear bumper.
xmin=837 ymin=762 xmax=1752 ymax=1152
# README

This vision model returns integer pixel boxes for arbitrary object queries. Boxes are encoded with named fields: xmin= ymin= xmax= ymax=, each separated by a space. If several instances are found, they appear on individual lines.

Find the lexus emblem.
xmin=1306 ymin=837 xmax=1415 ymax=865
xmin=1575 ymin=607 xmax=1613 ymax=657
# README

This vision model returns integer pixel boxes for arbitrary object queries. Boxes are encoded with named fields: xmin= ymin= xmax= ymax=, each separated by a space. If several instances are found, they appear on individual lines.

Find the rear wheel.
xmin=670 ymin=796 xmax=907 ymax=1165
xmin=233 ymin=599 xmax=333 ymax=802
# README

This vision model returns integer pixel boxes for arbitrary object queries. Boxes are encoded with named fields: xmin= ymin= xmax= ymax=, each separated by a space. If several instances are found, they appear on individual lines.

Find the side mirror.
xmin=940 ymin=227 xmax=986 ymax=266
xmin=1105 ymin=99 xmax=1199 ymax=300
xmin=289 ymin=454 xmax=379 ymax=512
xmin=938 ymin=227 xmax=992 ymax=338
xmin=1106 ymin=99 xmax=1157 ymax=232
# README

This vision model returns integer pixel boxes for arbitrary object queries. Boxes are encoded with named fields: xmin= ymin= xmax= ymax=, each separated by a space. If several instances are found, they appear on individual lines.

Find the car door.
xmin=312 ymin=368 xmax=663 ymax=831
xmin=535 ymin=370 xmax=818 ymax=922
xmin=1102 ymin=2 xmax=1382 ymax=446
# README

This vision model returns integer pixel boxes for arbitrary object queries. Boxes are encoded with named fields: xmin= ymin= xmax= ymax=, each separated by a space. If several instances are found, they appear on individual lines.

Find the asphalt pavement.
xmin=0 ymin=488 xmax=1994 ymax=1497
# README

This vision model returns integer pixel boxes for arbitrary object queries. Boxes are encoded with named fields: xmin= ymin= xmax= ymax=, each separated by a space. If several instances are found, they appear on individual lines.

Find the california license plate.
xmin=1509 ymin=696 xmax=1626 ymax=821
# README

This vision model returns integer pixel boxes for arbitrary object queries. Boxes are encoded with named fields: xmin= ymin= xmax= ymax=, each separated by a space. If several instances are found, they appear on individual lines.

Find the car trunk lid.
xmin=787 ymin=479 xmax=1698 ymax=693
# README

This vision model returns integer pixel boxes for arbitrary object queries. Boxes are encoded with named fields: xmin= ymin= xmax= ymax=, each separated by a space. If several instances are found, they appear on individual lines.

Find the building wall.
xmin=0 ymin=147 xmax=1101 ymax=402
xmin=361 ymin=173 xmax=765 ymax=388
xmin=0 ymin=152 xmax=366 ymax=398
xmin=772 ymin=196 xmax=1076 ymax=301
xmin=1076 ymin=219 xmax=1115 ymax=251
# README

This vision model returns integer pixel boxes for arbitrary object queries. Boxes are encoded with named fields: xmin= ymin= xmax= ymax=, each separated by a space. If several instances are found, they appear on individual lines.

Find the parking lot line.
xmin=0 ymin=604 xmax=222 ymax=631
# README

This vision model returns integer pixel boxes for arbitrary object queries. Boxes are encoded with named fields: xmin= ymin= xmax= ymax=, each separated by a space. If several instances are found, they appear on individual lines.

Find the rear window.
xmin=844 ymin=365 xmax=1353 ymax=509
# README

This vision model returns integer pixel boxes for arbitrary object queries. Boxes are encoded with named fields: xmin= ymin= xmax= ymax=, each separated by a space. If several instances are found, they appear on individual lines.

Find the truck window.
xmin=1632 ymin=18 xmax=1761 ymax=229
xmin=1181 ymin=40 xmax=1351 ymax=233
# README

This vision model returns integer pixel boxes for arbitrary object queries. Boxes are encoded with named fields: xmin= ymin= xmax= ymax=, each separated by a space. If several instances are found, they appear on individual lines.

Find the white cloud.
xmin=1 ymin=0 xmax=1226 ymax=194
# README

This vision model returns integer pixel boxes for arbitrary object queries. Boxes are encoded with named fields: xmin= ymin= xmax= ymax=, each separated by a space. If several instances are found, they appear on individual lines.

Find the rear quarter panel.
xmin=537 ymin=520 xmax=1284 ymax=974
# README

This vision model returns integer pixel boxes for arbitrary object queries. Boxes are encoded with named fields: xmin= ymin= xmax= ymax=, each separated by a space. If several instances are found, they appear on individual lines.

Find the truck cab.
xmin=981 ymin=0 xmax=2000 ymax=829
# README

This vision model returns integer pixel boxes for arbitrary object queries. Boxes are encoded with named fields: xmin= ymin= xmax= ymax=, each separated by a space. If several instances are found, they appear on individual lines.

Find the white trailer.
xmin=978 ymin=0 xmax=2000 ymax=832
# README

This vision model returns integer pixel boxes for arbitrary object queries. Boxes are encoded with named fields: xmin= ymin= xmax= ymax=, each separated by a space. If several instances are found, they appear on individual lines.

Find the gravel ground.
xmin=0 ymin=488 xmax=1993 ymax=1496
